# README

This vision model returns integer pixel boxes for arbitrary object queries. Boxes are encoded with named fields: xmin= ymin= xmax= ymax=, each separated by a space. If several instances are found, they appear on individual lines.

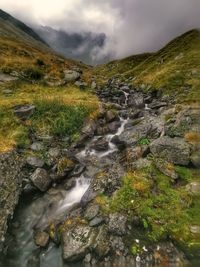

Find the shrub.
xmin=23 ymin=67 xmax=43 ymax=80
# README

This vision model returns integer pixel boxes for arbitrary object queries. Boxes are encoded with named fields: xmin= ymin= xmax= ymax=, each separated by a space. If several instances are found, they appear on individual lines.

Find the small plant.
xmin=23 ymin=67 xmax=43 ymax=80
xmin=36 ymin=59 xmax=45 ymax=66
xmin=138 ymin=138 xmax=150 ymax=145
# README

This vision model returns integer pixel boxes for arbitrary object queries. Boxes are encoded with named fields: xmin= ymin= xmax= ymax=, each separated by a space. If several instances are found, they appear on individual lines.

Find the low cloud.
xmin=1 ymin=0 xmax=200 ymax=61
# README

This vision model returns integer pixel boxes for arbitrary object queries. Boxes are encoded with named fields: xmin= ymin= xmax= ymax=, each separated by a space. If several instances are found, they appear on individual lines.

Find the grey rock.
xmin=91 ymin=81 xmax=97 ymax=90
xmin=34 ymin=231 xmax=49 ymax=248
xmin=62 ymin=225 xmax=96 ymax=262
xmin=131 ymin=158 xmax=152 ymax=170
xmin=191 ymin=151 xmax=200 ymax=168
xmin=91 ymin=137 xmax=109 ymax=151
xmin=190 ymin=225 xmax=200 ymax=234
xmin=84 ymin=204 xmax=100 ymax=221
xmin=150 ymin=136 xmax=190 ymax=166
xmin=30 ymin=142 xmax=43 ymax=152
xmin=105 ymin=110 xmax=117 ymax=122
xmin=26 ymin=156 xmax=44 ymax=168
xmin=108 ymin=214 xmax=127 ymax=236
xmin=155 ymin=160 xmax=179 ymax=180
xmin=0 ymin=72 xmax=18 ymax=83
xmin=89 ymin=217 xmax=104 ymax=227
xmin=14 ymin=104 xmax=35 ymax=120
xmin=30 ymin=168 xmax=51 ymax=192
xmin=94 ymin=226 xmax=110 ymax=258
xmin=75 ymin=81 xmax=87 ymax=89
xmin=64 ymin=70 xmax=80 ymax=82
xmin=186 ymin=181 xmax=200 ymax=195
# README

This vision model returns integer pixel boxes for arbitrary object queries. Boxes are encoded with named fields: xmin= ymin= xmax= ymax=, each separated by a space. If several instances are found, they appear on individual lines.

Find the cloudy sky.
xmin=1 ymin=0 xmax=200 ymax=60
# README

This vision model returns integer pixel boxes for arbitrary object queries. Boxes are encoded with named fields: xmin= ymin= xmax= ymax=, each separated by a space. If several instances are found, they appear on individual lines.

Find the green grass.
xmin=95 ymin=29 xmax=200 ymax=103
xmin=97 ymin=164 xmax=200 ymax=256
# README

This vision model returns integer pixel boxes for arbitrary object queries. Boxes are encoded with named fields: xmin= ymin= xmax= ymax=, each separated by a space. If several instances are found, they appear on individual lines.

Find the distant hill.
xmin=35 ymin=26 xmax=110 ymax=65
xmin=95 ymin=29 xmax=200 ymax=102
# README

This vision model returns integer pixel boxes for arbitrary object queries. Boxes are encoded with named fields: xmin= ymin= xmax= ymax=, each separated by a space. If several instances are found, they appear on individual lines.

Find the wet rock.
xmin=105 ymin=110 xmax=117 ymax=122
xmin=30 ymin=168 xmax=51 ymax=192
xmin=91 ymin=138 xmax=109 ymax=151
xmin=64 ymin=70 xmax=80 ymax=82
xmin=111 ymin=135 xmax=126 ymax=150
xmin=63 ymin=178 xmax=76 ymax=190
xmin=30 ymin=142 xmax=43 ymax=152
xmin=89 ymin=217 xmax=104 ymax=227
xmin=14 ymin=104 xmax=35 ymax=120
xmin=56 ymin=157 xmax=76 ymax=177
xmin=34 ymin=231 xmax=49 ymax=248
xmin=108 ymin=214 xmax=127 ymax=236
xmin=108 ymin=121 xmax=121 ymax=133
xmin=150 ymin=136 xmax=190 ymax=166
xmin=84 ymin=204 xmax=100 ymax=221
xmin=81 ymin=186 xmax=97 ymax=207
xmin=62 ymin=225 xmax=96 ymax=262
xmin=26 ymin=156 xmax=44 ymax=168
xmin=191 ymin=151 xmax=200 ymax=168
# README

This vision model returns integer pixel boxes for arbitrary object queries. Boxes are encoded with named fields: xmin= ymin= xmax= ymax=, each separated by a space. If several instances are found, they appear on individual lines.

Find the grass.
xmin=0 ymin=82 xmax=99 ymax=152
xmin=96 ymin=164 xmax=200 ymax=256
xmin=94 ymin=29 xmax=200 ymax=103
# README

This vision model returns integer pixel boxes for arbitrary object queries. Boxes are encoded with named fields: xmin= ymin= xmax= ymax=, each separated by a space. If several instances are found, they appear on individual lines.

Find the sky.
xmin=1 ymin=0 xmax=200 ymax=61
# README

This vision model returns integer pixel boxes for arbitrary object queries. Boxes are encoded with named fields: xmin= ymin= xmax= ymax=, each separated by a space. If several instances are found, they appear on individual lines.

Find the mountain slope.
xmin=95 ymin=29 xmax=200 ymax=102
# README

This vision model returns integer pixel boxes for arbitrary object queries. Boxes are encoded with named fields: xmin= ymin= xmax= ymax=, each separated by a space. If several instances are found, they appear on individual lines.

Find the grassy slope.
xmin=0 ymin=18 xmax=96 ymax=152
xmin=95 ymin=29 xmax=200 ymax=103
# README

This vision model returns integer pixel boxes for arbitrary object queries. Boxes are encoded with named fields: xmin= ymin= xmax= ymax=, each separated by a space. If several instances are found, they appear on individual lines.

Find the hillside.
xmin=95 ymin=29 xmax=200 ymax=103
xmin=0 ymin=10 xmax=97 ymax=152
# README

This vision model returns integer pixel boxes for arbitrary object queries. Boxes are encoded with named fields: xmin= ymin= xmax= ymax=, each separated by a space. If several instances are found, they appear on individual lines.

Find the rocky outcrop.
xmin=0 ymin=151 xmax=24 ymax=250
xmin=150 ymin=136 xmax=190 ymax=166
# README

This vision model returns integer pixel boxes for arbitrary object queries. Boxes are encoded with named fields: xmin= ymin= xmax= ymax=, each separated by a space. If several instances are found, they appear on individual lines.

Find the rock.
xmin=91 ymin=81 xmax=97 ymax=90
xmin=191 ymin=151 xmax=200 ymax=168
xmin=108 ymin=121 xmax=121 ymax=133
xmin=62 ymin=225 xmax=96 ymax=262
xmin=26 ymin=156 xmax=44 ymax=168
xmin=2 ymin=89 xmax=13 ymax=94
xmin=150 ymin=137 xmax=190 ymax=166
xmin=131 ymin=158 xmax=152 ymax=170
xmin=14 ymin=104 xmax=35 ymax=120
xmin=30 ymin=142 xmax=43 ymax=152
xmin=94 ymin=226 xmax=110 ymax=258
xmin=34 ymin=231 xmax=49 ymax=248
xmin=129 ymin=92 xmax=144 ymax=108
xmin=155 ymin=160 xmax=179 ymax=180
xmin=82 ymin=120 xmax=97 ymax=138
xmin=186 ymin=181 xmax=200 ymax=195
xmin=56 ymin=157 xmax=76 ymax=176
xmin=190 ymin=225 xmax=200 ymax=234
xmin=111 ymin=136 xmax=126 ymax=150
xmin=0 ymin=72 xmax=18 ymax=83
xmin=105 ymin=110 xmax=117 ymax=122
xmin=149 ymin=101 xmax=167 ymax=109
xmin=63 ymin=178 xmax=76 ymax=190
xmin=84 ymin=253 xmax=92 ymax=263
xmin=64 ymin=70 xmax=80 ymax=82
xmin=108 ymin=214 xmax=127 ymax=236
xmin=84 ymin=204 xmax=100 ymax=221
xmin=75 ymin=81 xmax=87 ymax=89
xmin=48 ymin=147 xmax=60 ymax=158
xmin=91 ymin=138 xmax=109 ymax=151
xmin=89 ymin=217 xmax=104 ymax=227
xmin=30 ymin=168 xmax=51 ymax=192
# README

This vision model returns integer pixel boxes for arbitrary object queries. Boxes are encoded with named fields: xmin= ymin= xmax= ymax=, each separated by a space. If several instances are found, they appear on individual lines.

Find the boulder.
xmin=191 ymin=151 xmax=200 ymax=168
xmin=30 ymin=142 xmax=43 ymax=152
xmin=34 ymin=231 xmax=49 ymax=248
xmin=64 ymin=70 xmax=80 ymax=82
xmin=91 ymin=138 xmax=109 ymax=151
xmin=94 ymin=226 xmax=110 ymax=258
xmin=84 ymin=204 xmax=100 ymax=221
xmin=89 ymin=217 xmax=104 ymax=227
xmin=62 ymin=225 xmax=96 ymax=262
xmin=186 ymin=181 xmax=200 ymax=195
xmin=150 ymin=137 xmax=190 ymax=166
xmin=30 ymin=168 xmax=51 ymax=192
xmin=108 ymin=214 xmax=127 ymax=236
xmin=155 ymin=160 xmax=179 ymax=180
xmin=14 ymin=104 xmax=35 ymax=120
xmin=26 ymin=156 xmax=44 ymax=168
xmin=105 ymin=110 xmax=117 ymax=123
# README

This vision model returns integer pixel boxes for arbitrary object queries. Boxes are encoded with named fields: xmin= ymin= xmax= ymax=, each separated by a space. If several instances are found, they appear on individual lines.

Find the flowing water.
xmin=0 ymin=90 xmax=130 ymax=267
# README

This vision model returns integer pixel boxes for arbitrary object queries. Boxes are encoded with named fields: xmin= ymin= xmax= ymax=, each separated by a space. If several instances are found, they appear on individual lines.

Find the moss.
xmin=57 ymin=157 xmax=75 ymax=175
xmin=138 ymin=138 xmax=150 ymax=146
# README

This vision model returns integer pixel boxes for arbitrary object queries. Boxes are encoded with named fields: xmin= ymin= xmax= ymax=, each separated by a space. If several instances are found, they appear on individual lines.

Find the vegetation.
xmin=97 ymin=164 xmax=200 ymax=256
xmin=0 ymin=82 xmax=99 ymax=152
xmin=94 ymin=29 xmax=200 ymax=103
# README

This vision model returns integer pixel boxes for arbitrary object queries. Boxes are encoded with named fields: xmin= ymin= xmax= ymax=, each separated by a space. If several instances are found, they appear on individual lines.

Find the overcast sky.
xmin=1 ymin=0 xmax=200 ymax=60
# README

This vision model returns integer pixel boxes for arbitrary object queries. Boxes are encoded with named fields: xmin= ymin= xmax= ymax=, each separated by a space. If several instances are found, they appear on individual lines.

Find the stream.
xmin=0 ymin=91 xmax=130 ymax=267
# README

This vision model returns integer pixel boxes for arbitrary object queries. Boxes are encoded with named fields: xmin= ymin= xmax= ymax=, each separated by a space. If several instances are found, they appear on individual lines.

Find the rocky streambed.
xmin=0 ymin=79 xmax=200 ymax=266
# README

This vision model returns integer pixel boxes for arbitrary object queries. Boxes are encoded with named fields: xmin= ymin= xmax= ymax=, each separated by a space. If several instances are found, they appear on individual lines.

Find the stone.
xmin=0 ymin=72 xmax=18 ymax=83
xmin=82 ymin=120 xmax=97 ymax=137
xmin=108 ymin=214 xmax=127 ymax=236
xmin=34 ymin=231 xmax=49 ymax=248
xmin=30 ymin=142 xmax=43 ymax=152
xmin=91 ymin=81 xmax=97 ymax=90
xmin=26 ymin=156 xmax=44 ymax=168
xmin=191 ymin=151 xmax=200 ymax=168
xmin=94 ymin=226 xmax=110 ymax=258
xmin=89 ymin=217 xmax=104 ymax=227
xmin=131 ymin=158 xmax=152 ymax=170
xmin=150 ymin=136 xmax=190 ymax=166
xmin=190 ymin=225 xmax=200 ymax=234
xmin=64 ymin=70 xmax=80 ymax=82
xmin=91 ymin=138 xmax=109 ymax=151
xmin=108 ymin=121 xmax=121 ymax=133
xmin=75 ymin=81 xmax=87 ymax=89
xmin=105 ymin=110 xmax=117 ymax=122
xmin=110 ymin=135 xmax=126 ymax=150
xmin=30 ymin=168 xmax=51 ymax=192
xmin=155 ymin=160 xmax=179 ymax=180
xmin=14 ymin=104 xmax=35 ymax=120
xmin=62 ymin=225 xmax=96 ymax=262
xmin=186 ymin=181 xmax=200 ymax=195
xmin=84 ymin=204 xmax=100 ymax=221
